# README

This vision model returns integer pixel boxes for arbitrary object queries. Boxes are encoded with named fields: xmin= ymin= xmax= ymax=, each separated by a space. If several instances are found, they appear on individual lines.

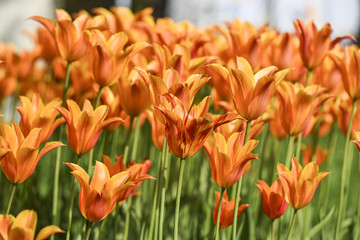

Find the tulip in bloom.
xmin=204 ymin=131 xmax=258 ymax=188
xmin=54 ymin=99 xmax=123 ymax=155
xmin=293 ymin=19 xmax=355 ymax=70
xmin=88 ymin=30 xmax=149 ymax=87
xmin=207 ymin=57 xmax=292 ymax=121
xmin=276 ymin=81 xmax=330 ymax=136
xmin=30 ymin=9 xmax=90 ymax=62
xmin=65 ymin=161 xmax=134 ymax=222
xmin=277 ymin=156 xmax=330 ymax=209
xmin=17 ymin=94 xmax=64 ymax=144
xmin=102 ymin=154 xmax=155 ymax=201
xmin=0 ymin=122 xmax=64 ymax=184
xmin=0 ymin=209 xmax=64 ymax=240
xmin=330 ymin=46 xmax=360 ymax=100
xmin=213 ymin=190 xmax=249 ymax=229
xmin=256 ymin=179 xmax=288 ymax=219
xmin=156 ymin=94 xmax=239 ymax=159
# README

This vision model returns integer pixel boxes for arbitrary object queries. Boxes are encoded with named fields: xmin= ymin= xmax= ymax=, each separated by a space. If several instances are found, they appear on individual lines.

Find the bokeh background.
xmin=0 ymin=0 xmax=359 ymax=50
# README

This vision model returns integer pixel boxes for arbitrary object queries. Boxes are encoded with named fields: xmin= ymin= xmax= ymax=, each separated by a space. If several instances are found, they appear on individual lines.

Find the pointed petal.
xmin=35 ymin=226 xmax=64 ymax=240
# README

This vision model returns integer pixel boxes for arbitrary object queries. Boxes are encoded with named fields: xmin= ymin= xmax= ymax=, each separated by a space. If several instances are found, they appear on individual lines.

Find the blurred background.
xmin=0 ymin=0 xmax=359 ymax=50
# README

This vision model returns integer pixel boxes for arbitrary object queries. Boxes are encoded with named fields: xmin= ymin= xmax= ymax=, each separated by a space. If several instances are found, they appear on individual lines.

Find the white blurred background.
xmin=0 ymin=0 xmax=358 ymax=49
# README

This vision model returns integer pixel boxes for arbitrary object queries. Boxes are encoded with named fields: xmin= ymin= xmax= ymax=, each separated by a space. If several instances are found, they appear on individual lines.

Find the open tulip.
xmin=102 ymin=154 xmax=155 ymax=201
xmin=54 ymin=99 xmax=123 ymax=155
xmin=276 ymin=81 xmax=330 ymax=136
xmin=65 ymin=161 xmax=134 ymax=222
xmin=204 ymin=131 xmax=258 ymax=188
xmin=0 ymin=122 xmax=64 ymax=184
xmin=156 ymin=93 xmax=239 ymax=159
xmin=17 ymin=94 xmax=64 ymax=144
xmin=0 ymin=210 xmax=64 ymax=240
xmin=256 ymin=179 xmax=288 ymax=219
xmin=30 ymin=9 xmax=90 ymax=62
xmin=206 ymin=57 xmax=292 ymax=121
xmin=277 ymin=156 xmax=330 ymax=209
xmin=293 ymin=19 xmax=355 ymax=70
xmin=213 ymin=190 xmax=249 ymax=229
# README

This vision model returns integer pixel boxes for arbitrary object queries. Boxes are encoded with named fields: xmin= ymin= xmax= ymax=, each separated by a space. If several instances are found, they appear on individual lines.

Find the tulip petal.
xmin=35 ymin=226 xmax=64 ymax=240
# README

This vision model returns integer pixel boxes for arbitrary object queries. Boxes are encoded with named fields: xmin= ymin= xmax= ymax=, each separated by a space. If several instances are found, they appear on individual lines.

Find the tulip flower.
xmin=0 ymin=210 xmax=64 ymax=240
xmin=256 ymin=179 xmax=288 ymax=219
xmin=0 ymin=122 xmax=64 ymax=184
xmin=329 ymin=46 xmax=360 ymax=100
xmin=54 ymin=99 xmax=123 ymax=155
xmin=277 ymin=156 xmax=330 ymax=210
xmin=118 ymin=70 xmax=152 ymax=117
xmin=206 ymin=58 xmax=292 ymax=121
xmin=293 ymin=19 xmax=355 ymax=70
xmin=204 ymin=131 xmax=258 ymax=188
xmin=213 ymin=190 xmax=249 ymax=229
xmin=156 ymin=93 xmax=239 ymax=159
xmin=30 ymin=9 xmax=90 ymax=62
xmin=88 ymin=30 xmax=149 ymax=87
xmin=102 ymin=154 xmax=155 ymax=201
xmin=144 ymin=108 xmax=165 ymax=150
xmin=276 ymin=81 xmax=330 ymax=136
xmin=16 ymin=94 xmax=64 ymax=144
xmin=65 ymin=161 xmax=134 ymax=222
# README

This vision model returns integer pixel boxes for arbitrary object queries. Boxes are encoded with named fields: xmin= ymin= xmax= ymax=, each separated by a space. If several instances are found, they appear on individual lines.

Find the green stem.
xmin=148 ymin=153 xmax=161 ymax=240
xmin=285 ymin=135 xmax=295 ymax=168
xmin=84 ymin=221 xmax=94 ymax=240
xmin=232 ymin=176 xmax=243 ymax=240
xmin=174 ymin=158 xmax=186 ymax=240
xmin=88 ymin=149 xmax=94 ymax=175
xmin=335 ymin=98 xmax=357 ymax=240
xmin=97 ymin=218 xmax=107 ymax=240
xmin=286 ymin=209 xmax=298 ymax=240
xmin=271 ymin=220 xmax=275 ymax=240
xmin=123 ymin=197 xmax=132 ymax=240
xmin=52 ymin=61 xmax=72 ymax=233
xmin=66 ymin=154 xmax=82 ymax=240
xmin=214 ymin=188 xmax=226 ymax=240
xmin=110 ymin=128 xmax=120 ymax=159
xmin=232 ymin=120 xmax=251 ymax=239
xmin=131 ymin=117 xmax=141 ymax=162
xmin=295 ymin=133 xmax=303 ymax=160
xmin=159 ymin=140 xmax=169 ymax=240
xmin=95 ymin=85 xmax=104 ymax=108
xmin=5 ymin=183 xmax=16 ymax=214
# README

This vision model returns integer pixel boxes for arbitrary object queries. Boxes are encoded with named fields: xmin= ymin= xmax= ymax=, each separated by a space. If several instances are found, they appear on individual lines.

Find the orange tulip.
xmin=16 ymin=94 xmax=64 ymax=144
xmin=0 ymin=210 xmax=64 ymax=240
xmin=30 ymin=9 xmax=90 ymax=62
xmin=302 ymin=144 xmax=329 ymax=167
xmin=276 ymin=81 xmax=330 ymax=136
xmin=204 ymin=131 xmax=258 ymax=188
xmin=54 ymin=99 xmax=123 ymax=155
xmin=88 ymin=30 xmax=149 ymax=87
xmin=118 ymin=70 xmax=152 ymax=117
xmin=330 ymin=46 xmax=360 ymax=100
xmin=65 ymin=161 xmax=134 ymax=222
xmin=256 ymin=179 xmax=288 ymax=219
xmin=207 ymin=57 xmax=292 ymax=121
xmin=277 ymin=156 xmax=330 ymax=209
xmin=0 ymin=122 xmax=64 ymax=184
xmin=213 ymin=190 xmax=249 ymax=229
xmin=156 ymin=94 xmax=239 ymax=159
xmin=102 ymin=154 xmax=155 ymax=201
xmin=293 ymin=19 xmax=355 ymax=70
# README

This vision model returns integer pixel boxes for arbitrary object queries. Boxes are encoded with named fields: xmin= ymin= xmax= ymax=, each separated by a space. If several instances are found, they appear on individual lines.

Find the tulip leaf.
xmin=305 ymin=206 xmax=335 ymax=239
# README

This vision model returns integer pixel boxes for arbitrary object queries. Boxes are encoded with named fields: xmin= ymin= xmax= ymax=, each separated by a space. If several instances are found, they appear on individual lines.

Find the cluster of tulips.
xmin=1 ymin=6 xmax=360 ymax=240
